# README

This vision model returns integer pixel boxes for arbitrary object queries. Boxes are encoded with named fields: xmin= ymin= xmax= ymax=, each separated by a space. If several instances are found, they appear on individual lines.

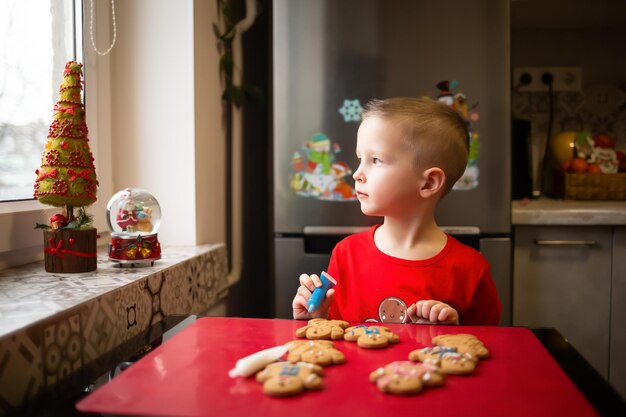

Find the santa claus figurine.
xmin=116 ymin=192 xmax=138 ymax=232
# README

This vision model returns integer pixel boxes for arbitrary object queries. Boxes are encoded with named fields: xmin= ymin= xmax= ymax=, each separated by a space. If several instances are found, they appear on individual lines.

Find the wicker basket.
xmin=564 ymin=173 xmax=626 ymax=200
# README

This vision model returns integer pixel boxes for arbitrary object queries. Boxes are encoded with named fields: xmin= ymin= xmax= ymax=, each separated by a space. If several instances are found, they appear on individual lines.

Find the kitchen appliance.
xmin=512 ymin=118 xmax=533 ymax=199
xmin=272 ymin=0 xmax=511 ymax=324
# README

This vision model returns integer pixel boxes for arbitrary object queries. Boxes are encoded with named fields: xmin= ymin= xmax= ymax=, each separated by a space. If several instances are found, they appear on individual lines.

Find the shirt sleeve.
xmin=461 ymin=265 xmax=502 ymax=326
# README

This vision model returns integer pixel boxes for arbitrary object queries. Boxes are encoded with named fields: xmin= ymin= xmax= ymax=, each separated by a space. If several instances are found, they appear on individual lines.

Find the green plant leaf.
xmin=221 ymin=26 xmax=236 ymax=41
xmin=222 ymin=85 xmax=233 ymax=102
xmin=59 ymin=207 xmax=94 ymax=230
xmin=60 ymin=219 xmax=80 ymax=230
xmin=222 ymin=85 xmax=245 ymax=108
xmin=221 ymin=0 xmax=233 ymax=23
xmin=215 ymin=0 xmax=263 ymax=109
xmin=219 ymin=52 xmax=234 ymax=76
xmin=35 ymin=223 xmax=51 ymax=230
xmin=222 ymin=85 xmax=244 ymax=107
xmin=212 ymin=23 xmax=222 ymax=39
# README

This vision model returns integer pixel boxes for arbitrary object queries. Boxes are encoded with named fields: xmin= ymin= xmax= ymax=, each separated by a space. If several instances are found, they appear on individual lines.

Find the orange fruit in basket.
xmin=587 ymin=163 xmax=602 ymax=173
xmin=560 ymin=158 xmax=573 ymax=173
xmin=571 ymin=158 xmax=588 ymax=173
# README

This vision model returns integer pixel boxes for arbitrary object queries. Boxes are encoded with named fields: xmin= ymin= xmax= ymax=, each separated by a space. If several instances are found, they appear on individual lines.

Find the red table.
xmin=76 ymin=317 xmax=598 ymax=417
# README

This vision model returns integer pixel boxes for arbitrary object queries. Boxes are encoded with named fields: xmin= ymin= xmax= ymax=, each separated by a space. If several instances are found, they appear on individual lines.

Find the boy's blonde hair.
xmin=361 ymin=97 xmax=469 ymax=197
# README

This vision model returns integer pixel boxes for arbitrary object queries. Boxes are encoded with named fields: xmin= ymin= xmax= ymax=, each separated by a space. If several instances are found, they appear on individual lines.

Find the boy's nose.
xmin=353 ymin=166 xmax=364 ymax=182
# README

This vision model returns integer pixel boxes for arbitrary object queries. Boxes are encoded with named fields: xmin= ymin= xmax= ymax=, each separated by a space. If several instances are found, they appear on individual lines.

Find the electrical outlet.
xmin=513 ymin=67 xmax=582 ymax=92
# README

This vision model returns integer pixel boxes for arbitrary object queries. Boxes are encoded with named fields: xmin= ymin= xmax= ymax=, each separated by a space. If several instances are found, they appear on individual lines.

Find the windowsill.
xmin=0 ymin=199 xmax=51 ymax=215
xmin=0 ymin=243 xmax=230 ymax=412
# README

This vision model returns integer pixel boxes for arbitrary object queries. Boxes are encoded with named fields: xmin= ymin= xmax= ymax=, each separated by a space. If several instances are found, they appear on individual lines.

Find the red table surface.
xmin=76 ymin=317 xmax=598 ymax=417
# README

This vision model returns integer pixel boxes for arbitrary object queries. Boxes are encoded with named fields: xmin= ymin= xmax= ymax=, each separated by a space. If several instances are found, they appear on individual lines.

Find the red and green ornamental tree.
xmin=34 ymin=61 xmax=98 ymax=224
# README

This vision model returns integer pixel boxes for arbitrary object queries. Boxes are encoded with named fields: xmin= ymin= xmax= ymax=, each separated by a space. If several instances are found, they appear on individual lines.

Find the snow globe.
xmin=106 ymin=188 xmax=162 ymax=266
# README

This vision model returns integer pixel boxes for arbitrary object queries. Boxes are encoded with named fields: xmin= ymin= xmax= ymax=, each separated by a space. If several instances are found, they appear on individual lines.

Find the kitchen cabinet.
xmin=610 ymin=227 xmax=626 ymax=399
xmin=513 ymin=226 xmax=612 ymax=379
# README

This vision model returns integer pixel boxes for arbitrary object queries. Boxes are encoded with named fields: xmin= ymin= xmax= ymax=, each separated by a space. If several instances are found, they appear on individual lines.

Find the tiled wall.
xmin=511 ymin=23 xmax=626 ymax=194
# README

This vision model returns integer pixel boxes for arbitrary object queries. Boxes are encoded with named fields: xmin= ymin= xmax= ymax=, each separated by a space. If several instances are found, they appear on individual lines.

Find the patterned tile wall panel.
xmin=0 ymin=244 xmax=229 ymax=416
xmin=512 ymin=83 xmax=626 ymax=157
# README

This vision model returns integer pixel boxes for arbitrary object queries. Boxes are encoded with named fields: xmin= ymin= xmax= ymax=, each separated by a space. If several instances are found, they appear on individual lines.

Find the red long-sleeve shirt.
xmin=327 ymin=225 xmax=502 ymax=325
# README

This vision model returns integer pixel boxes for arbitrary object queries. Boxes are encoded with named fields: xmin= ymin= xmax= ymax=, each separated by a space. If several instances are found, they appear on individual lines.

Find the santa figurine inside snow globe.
xmin=106 ymin=188 xmax=162 ymax=266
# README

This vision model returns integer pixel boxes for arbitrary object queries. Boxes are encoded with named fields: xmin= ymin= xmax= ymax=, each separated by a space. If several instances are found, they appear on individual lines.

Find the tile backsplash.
xmin=513 ymin=83 xmax=626 ymax=139
xmin=512 ymin=83 xmax=626 ymax=195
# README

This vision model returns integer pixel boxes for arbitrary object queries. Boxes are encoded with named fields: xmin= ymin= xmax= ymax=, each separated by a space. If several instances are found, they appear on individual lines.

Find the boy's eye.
xmin=372 ymin=158 xmax=382 ymax=165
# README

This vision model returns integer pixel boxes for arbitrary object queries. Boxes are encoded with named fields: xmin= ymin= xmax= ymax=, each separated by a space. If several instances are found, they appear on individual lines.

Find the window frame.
xmin=0 ymin=0 xmax=112 ymax=269
xmin=0 ymin=0 xmax=84 ymax=206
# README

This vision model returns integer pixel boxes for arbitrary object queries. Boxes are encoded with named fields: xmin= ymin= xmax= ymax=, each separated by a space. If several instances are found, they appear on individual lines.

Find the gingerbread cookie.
xmin=409 ymin=346 xmax=477 ymax=375
xmin=370 ymin=361 xmax=445 ymax=395
xmin=296 ymin=318 xmax=350 ymax=340
xmin=432 ymin=334 xmax=489 ymax=359
xmin=286 ymin=340 xmax=345 ymax=366
xmin=256 ymin=361 xmax=323 ymax=396
xmin=344 ymin=325 xmax=400 ymax=349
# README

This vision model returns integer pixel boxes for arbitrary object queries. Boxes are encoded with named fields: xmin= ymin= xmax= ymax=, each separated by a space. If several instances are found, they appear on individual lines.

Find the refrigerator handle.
xmin=439 ymin=226 xmax=481 ymax=235
xmin=303 ymin=226 xmax=372 ymax=236
xmin=534 ymin=239 xmax=598 ymax=246
xmin=304 ymin=226 xmax=481 ymax=236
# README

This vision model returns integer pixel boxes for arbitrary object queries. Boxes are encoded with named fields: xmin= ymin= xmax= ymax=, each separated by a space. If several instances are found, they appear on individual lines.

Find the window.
xmin=0 ymin=0 xmax=83 ymax=202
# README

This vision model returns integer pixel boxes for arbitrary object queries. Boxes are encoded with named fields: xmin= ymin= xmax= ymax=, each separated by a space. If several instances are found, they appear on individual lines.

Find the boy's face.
xmin=353 ymin=116 xmax=422 ymax=217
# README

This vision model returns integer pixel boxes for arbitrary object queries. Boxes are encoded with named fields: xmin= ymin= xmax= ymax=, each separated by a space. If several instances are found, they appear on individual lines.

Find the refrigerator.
xmin=272 ymin=0 xmax=511 ymax=325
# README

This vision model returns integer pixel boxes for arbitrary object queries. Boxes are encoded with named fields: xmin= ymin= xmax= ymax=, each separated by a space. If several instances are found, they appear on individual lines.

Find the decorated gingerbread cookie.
xmin=409 ymin=346 xmax=477 ymax=375
xmin=256 ymin=361 xmax=324 ymax=396
xmin=286 ymin=340 xmax=345 ymax=366
xmin=370 ymin=361 xmax=445 ymax=395
xmin=432 ymin=334 xmax=489 ymax=359
xmin=296 ymin=318 xmax=350 ymax=340
xmin=378 ymin=296 xmax=408 ymax=323
xmin=344 ymin=325 xmax=399 ymax=349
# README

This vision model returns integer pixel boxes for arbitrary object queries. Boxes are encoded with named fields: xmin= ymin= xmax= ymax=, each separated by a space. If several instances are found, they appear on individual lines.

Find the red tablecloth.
xmin=76 ymin=317 xmax=598 ymax=417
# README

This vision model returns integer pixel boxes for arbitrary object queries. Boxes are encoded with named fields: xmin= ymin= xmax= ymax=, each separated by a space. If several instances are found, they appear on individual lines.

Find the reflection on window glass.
xmin=0 ymin=0 xmax=78 ymax=202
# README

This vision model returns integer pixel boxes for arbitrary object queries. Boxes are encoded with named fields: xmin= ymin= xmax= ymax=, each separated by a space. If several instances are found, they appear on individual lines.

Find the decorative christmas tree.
xmin=34 ymin=61 xmax=98 ymax=272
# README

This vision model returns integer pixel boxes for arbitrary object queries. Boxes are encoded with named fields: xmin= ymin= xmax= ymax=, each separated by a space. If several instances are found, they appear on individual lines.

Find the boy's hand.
xmin=407 ymin=300 xmax=459 ymax=325
xmin=292 ymin=273 xmax=335 ymax=320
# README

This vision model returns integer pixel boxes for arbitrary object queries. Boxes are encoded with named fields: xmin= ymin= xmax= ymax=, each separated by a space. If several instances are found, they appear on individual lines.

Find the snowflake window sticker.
xmin=338 ymin=99 xmax=364 ymax=123
xmin=434 ymin=80 xmax=481 ymax=191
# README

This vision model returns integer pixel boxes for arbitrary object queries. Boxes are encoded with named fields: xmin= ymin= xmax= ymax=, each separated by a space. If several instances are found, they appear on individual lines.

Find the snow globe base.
xmin=108 ymin=232 xmax=161 ymax=267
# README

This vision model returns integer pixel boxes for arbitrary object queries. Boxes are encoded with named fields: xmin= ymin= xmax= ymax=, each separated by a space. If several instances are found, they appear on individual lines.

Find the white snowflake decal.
xmin=338 ymin=99 xmax=364 ymax=123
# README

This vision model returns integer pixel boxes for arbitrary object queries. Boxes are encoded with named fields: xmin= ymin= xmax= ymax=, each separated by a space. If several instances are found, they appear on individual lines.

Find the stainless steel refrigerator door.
xmin=274 ymin=237 xmax=333 ymax=319
xmin=480 ymin=237 xmax=511 ymax=326
xmin=273 ymin=0 xmax=511 ymax=234
xmin=273 ymin=0 xmax=381 ymax=233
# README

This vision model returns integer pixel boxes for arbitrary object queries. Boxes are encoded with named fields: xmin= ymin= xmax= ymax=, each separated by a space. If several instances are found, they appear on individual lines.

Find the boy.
xmin=292 ymin=98 xmax=502 ymax=326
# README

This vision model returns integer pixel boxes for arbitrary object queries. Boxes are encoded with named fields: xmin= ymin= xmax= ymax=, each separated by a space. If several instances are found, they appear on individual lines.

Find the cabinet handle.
xmin=533 ymin=239 xmax=597 ymax=246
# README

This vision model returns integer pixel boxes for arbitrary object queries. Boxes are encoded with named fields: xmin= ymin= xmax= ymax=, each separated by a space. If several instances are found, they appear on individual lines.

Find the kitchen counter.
xmin=0 ymin=243 xmax=230 ymax=415
xmin=512 ymin=198 xmax=626 ymax=225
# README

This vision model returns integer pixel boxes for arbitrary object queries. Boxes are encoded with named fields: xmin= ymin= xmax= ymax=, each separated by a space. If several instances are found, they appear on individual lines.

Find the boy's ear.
xmin=419 ymin=167 xmax=446 ymax=198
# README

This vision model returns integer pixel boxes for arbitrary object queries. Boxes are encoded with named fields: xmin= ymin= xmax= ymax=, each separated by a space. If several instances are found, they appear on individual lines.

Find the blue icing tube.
xmin=307 ymin=271 xmax=337 ymax=313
